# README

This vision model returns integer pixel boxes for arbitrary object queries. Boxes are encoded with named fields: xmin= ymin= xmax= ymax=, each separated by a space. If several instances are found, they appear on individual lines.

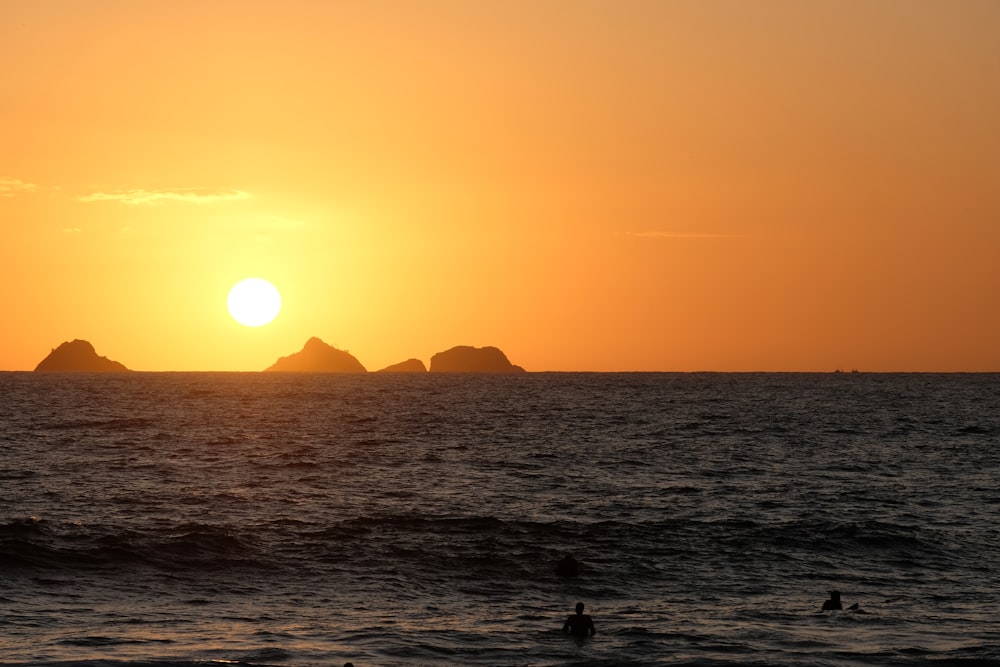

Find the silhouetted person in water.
xmin=822 ymin=590 xmax=843 ymax=611
xmin=555 ymin=554 xmax=580 ymax=577
xmin=562 ymin=602 xmax=596 ymax=637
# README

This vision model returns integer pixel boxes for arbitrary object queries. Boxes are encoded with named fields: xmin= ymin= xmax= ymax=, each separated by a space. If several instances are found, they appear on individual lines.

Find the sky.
xmin=2 ymin=1 xmax=999 ymax=372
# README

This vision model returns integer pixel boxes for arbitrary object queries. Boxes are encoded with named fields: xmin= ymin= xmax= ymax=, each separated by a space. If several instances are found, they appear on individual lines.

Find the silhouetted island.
xmin=264 ymin=337 xmax=367 ymax=373
xmin=34 ymin=340 xmax=130 ymax=372
xmin=376 ymin=358 xmax=427 ymax=373
xmin=265 ymin=339 xmax=525 ymax=373
xmin=429 ymin=345 xmax=526 ymax=373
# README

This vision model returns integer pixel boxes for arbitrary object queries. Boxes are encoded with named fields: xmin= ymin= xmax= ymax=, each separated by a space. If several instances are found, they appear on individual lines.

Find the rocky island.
xmin=376 ymin=358 xmax=427 ymax=373
xmin=265 ymin=340 xmax=525 ymax=373
xmin=264 ymin=337 xmax=367 ymax=372
xmin=429 ymin=345 xmax=525 ymax=373
xmin=34 ymin=340 xmax=130 ymax=372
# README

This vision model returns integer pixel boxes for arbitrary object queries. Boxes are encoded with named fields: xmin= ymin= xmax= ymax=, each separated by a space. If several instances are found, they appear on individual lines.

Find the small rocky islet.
xmin=34 ymin=340 xmax=130 ymax=372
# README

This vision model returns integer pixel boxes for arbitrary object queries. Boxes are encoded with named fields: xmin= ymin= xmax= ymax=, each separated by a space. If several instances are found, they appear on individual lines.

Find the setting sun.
xmin=227 ymin=278 xmax=282 ymax=327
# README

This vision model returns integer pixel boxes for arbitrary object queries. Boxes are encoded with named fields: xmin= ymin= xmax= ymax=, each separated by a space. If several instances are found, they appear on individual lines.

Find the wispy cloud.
xmin=78 ymin=188 xmax=251 ymax=205
xmin=626 ymin=231 xmax=744 ymax=239
xmin=0 ymin=177 xmax=38 ymax=197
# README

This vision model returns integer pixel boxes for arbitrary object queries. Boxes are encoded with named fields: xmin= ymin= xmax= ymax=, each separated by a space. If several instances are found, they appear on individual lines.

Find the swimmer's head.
xmin=576 ymin=602 xmax=585 ymax=614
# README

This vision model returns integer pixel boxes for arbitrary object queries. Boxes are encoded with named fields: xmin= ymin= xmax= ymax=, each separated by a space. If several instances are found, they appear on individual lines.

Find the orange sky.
xmin=2 ymin=1 xmax=999 ymax=371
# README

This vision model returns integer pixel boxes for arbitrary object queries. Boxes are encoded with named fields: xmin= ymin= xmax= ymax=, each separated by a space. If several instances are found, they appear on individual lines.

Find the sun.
xmin=227 ymin=278 xmax=282 ymax=327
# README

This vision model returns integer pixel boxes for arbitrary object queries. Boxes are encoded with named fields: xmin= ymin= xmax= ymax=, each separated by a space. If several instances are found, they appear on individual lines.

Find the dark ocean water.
xmin=1 ymin=372 xmax=999 ymax=666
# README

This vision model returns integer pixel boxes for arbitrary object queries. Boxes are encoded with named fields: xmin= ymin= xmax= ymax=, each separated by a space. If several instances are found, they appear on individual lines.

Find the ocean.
xmin=1 ymin=372 xmax=999 ymax=666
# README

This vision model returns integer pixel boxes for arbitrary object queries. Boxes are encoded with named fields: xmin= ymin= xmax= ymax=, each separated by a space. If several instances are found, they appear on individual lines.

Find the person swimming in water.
xmin=562 ymin=602 xmax=596 ymax=637
xmin=822 ymin=590 xmax=843 ymax=611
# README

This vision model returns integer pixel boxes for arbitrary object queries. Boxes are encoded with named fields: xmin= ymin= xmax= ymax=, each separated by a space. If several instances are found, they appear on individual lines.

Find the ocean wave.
xmin=0 ymin=519 xmax=272 ymax=572
xmin=35 ymin=417 xmax=158 ymax=431
xmin=0 ymin=662 xmax=296 ymax=667
xmin=2 ymin=512 xmax=971 ymax=585
xmin=57 ymin=637 xmax=174 ymax=648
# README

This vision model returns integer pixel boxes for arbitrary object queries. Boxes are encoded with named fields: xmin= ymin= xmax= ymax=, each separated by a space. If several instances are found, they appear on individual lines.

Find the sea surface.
xmin=1 ymin=372 xmax=999 ymax=666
